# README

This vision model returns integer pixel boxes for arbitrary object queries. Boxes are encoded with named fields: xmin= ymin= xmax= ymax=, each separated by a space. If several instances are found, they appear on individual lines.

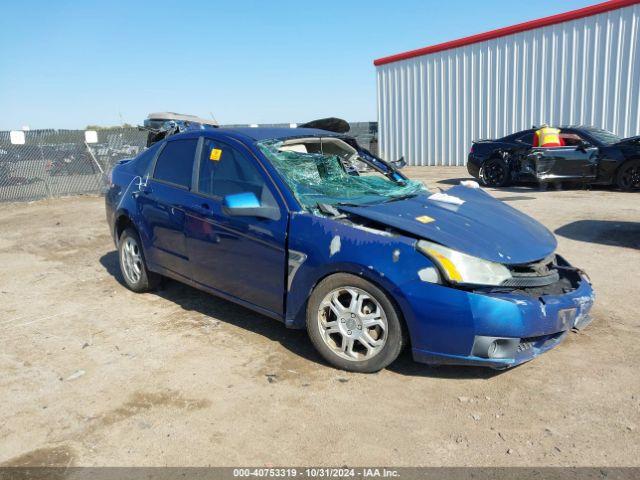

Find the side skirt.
xmin=147 ymin=261 xmax=285 ymax=323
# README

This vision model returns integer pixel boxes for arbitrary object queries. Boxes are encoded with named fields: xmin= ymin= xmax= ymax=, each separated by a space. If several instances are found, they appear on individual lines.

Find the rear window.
xmin=153 ymin=139 xmax=198 ymax=188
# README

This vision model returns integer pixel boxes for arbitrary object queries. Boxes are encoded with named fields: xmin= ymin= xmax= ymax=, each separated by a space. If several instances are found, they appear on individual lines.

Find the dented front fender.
xmin=284 ymin=211 xmax=439 ymax=332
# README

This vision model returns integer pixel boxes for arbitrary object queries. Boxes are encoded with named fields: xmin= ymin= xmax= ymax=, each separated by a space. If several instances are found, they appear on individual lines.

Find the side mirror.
xmin=578 ymin=140 xmax=592 ymax=150
xmin=391 ymin=156 xmax=406 ymax=169
xmin=222 ymin=192 xmax=280 ymax=221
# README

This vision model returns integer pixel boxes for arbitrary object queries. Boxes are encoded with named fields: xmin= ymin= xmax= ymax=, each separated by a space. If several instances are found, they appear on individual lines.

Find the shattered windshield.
xmin=258 ymin=138 xmax=425 ymax=209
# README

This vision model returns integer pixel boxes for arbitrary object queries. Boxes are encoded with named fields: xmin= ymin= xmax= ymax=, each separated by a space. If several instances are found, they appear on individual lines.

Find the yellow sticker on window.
xmin=209 ymin=148 xmax=222 ymax=161
xmin=415 ymin=215 xmax=435 ymax=224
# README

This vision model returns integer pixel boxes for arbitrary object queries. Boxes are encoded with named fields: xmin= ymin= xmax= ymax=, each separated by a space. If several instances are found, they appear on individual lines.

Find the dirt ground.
xmin=1 ymin=167 xmax=639 ymax=467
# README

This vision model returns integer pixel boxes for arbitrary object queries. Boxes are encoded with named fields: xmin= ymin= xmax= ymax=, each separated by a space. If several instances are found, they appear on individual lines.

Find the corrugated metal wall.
xmin=376 ymin=3 xmax=640 ymax=166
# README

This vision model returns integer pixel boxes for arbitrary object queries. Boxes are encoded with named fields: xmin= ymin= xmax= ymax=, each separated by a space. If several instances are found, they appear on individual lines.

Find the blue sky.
xmin=0 ymin=0 xmax=595 ymax=130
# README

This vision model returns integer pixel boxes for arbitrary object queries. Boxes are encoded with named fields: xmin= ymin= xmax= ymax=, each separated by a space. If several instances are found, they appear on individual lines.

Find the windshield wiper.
xmin=382 ymin=192 xmax=419 ymax=203
xmin=317 ymin=202 xmax=348 ymax=216
xmin=334 ymin=201 xmax=363 ymax=207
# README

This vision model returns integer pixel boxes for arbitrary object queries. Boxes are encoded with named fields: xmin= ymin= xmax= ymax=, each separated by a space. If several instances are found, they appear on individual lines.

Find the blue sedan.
xmin=105 ymin=127 xmax=594 ymax=372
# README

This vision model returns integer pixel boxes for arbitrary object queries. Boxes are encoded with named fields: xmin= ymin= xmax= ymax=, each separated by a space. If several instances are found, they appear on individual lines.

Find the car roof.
xmin=161 ymin=127 xmax=345 ymax=147
xmin=502 ymin=125 xmax=597 ymax=139
xmin=215 ymin=127 xmax=341 ymax=141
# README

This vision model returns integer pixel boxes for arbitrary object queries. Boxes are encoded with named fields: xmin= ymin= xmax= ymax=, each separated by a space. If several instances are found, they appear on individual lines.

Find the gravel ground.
xmin=0 ymin=167 xmax=639 ymax=467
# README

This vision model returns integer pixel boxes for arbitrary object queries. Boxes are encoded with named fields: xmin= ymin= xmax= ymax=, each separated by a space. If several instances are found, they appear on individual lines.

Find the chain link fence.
xmin=0 ymin=122 xmax=378 ymax=203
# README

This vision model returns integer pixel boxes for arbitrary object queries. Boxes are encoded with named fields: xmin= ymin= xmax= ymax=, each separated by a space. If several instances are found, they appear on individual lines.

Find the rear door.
xmin=138 ymin=138 xmax=198 ymax=278
xmin=183 ymin=136 xmax=288 ymax=316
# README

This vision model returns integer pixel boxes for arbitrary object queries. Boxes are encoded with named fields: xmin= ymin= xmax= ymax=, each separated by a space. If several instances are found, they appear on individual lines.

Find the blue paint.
xmin=106 ymin=128 xmax=594 ymax=369
xmin=223 ymin=191 xmax=260 ymax=209
xmin=339 ymin=186 xmax=557 ymax=264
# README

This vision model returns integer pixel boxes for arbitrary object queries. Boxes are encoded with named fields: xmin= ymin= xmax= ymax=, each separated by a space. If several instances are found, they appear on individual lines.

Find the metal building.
xmin=374 ymin=0 xmax=640 ymax=166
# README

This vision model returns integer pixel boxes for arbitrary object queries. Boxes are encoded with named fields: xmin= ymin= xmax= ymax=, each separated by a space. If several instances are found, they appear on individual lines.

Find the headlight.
xmin=417 ymin=240 xmax=512 ymax=286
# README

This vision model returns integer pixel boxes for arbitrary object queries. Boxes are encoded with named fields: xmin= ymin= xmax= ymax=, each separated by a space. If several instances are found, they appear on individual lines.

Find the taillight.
xmin=469 ymin=145 xmax=474 ymax=154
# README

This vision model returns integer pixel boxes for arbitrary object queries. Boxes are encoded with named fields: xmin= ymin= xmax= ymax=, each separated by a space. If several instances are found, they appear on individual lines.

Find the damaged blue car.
xmin=105 ymin=127 xmax=594 ymax=372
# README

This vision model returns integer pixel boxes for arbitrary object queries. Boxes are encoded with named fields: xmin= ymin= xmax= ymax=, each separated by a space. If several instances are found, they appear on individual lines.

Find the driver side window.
xmin=559 ymin=132 xmax=588 ymax=147
xmin=197 ymin=138 xmax=278 ymax=207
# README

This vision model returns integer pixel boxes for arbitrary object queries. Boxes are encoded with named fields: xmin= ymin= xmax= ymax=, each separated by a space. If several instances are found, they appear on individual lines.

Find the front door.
xmin=529 ymin=146 xmax=598 ymax=180
xmin=184 ymin=136 xmax=287 ymax=316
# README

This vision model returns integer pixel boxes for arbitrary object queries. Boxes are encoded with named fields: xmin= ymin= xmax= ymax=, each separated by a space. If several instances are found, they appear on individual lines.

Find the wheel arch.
xmin=479 ymin=153 xmax=511 ymax=186
xmin=114 ymin=209 xmax=135 ymax=246
xmin=615 ymin=156 xmax=640 ymax=174
xmin=287 ymin=262 xmax=412 ymax=346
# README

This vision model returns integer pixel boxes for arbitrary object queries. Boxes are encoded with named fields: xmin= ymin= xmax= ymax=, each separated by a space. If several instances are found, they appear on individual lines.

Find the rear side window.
xmin=129 ymin=143 xmax=160 ymax=176
xmin=559 ymin=131 xmax=588 ymax=146
xmin=153 ymin=139 xmax=198 ymax=188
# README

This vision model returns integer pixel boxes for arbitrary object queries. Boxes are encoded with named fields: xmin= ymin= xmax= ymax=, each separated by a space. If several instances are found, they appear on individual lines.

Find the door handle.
xmin=193 ymin=203 xmax=212 ymax=215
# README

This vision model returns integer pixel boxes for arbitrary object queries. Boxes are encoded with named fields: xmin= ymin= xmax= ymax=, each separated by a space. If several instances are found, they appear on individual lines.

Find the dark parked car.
xmin=467 ymin=126 xmax=640 ymax=190
xmin=106 ymin=127 xmax=593 ymax=372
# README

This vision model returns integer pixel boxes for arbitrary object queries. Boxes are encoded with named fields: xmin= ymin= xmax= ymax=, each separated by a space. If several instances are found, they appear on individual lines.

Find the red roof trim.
xmin=373 ymin=0 xmax=640 ymax=66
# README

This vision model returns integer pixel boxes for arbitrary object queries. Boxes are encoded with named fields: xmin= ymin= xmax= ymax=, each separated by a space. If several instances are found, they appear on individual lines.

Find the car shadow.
xmin=434 ymin=177 xmax=475 ymax=186
xmin=99 ymin=250 xmax=323 ymax=367
xmin=100 ymin=250 xmax=122 ymax=281
xmin=100 ymin=250 xmax=508 ymax=379
xmin=387 ymin=349 xmax=505 ymax=379
xmin=555 ymin=220 xmax=640 ymax=249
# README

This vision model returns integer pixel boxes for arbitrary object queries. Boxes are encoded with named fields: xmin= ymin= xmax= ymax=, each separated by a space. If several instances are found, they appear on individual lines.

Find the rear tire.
xmin=480 ymin=157 xmax=511 ymax=187
xmin=616 ymin=160 xmax=640 ymax=191
xmin=306 ymin=273 xmax=405 ymax=373
xmin=118 ymin=227 xmax=160 ymax=292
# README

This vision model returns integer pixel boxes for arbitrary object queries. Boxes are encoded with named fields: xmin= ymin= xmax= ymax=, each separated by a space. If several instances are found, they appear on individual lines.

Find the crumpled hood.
xmin=339 ymin=186 xmax=557 ymax=265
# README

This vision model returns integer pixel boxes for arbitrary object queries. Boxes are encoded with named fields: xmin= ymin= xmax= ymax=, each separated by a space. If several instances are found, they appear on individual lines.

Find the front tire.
xmin=118 ymin=227 xmax=160 ymax=292
xmin=616 ymin=160 xmax=640 ymax=191
xmin=480 ymin=157 xmax=511 ymax=187
xmin=306 ymin=273 xmax=405 ymax=373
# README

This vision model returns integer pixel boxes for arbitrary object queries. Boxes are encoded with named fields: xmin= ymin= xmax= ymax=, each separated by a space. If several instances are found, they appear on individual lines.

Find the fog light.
xmin=472 ymin=336 xmax=519 ymax=359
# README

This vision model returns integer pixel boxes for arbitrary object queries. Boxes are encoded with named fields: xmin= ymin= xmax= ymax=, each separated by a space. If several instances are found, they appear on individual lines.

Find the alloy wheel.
xmin=619 ymin=164 xmax=640 ymax=190
xmin=121 ymin=236 xmax=143 ymax=285
xmin=316 ymin=287 xmax=388 ymax=361
xmin=482 ymin=159 xmax=506 ymax=186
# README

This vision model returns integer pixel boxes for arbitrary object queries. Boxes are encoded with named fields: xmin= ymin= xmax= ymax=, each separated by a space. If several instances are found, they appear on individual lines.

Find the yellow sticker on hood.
xmin=415 ymin=215 xmax=435 ymax=224
xmin=209 ymin=148 xmax=222 ymax=161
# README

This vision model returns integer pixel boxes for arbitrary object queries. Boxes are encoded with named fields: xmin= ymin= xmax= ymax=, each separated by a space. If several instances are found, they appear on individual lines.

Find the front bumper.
xmin=403 ymin=262 xmax=594 ymax=369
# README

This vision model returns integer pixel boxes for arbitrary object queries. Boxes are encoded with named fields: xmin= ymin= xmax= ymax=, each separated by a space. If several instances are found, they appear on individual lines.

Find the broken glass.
xmin=258 ymin=139 xmax=425 ymax=209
